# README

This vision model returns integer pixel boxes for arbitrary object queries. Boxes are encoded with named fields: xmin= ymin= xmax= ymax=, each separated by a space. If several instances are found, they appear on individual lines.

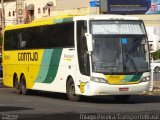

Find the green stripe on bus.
xmin=63 ymin=18 xmax=73 ymax=22
xmin=54 ymin=18 xmax=73 ymax=24
xmin=54 ymin=19 xmax=63 ymax=24
xmin=42 ymin=48 xmax=62 ymax=83
xmin=125 ymin=75 xmax=142 ymax=82
xmin=36 ymin=49 xmax=53 ymax=83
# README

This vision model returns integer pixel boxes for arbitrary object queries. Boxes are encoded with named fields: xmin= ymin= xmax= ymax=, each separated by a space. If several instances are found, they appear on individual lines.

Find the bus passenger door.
xmin=76 ymin=20 xmax=91 ymax=94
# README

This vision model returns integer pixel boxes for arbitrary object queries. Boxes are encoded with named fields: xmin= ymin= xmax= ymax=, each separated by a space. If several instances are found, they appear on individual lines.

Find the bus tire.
xmin=66 ymin=78 xmax=80 ymax=101
xmin=20 ymin=75 xmax=28 ymax=95
xmin=14 ymin=75 xmax=21 ymax=94
xmin=113 ymin=95 xmax=130 ymax=103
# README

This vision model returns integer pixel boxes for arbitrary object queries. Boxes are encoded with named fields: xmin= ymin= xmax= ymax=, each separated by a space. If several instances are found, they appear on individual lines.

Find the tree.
xmin=151 ymin=50 xmax=160 ymax=60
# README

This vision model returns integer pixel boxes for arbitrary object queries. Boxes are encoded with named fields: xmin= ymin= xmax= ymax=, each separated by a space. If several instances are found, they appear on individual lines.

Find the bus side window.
xmin=18 ymin=32 xmax=26 ymax=49
xmin=4 ymin=30 xmax=19 ymax=50
xmin=4 ymin=31 xmax=10 ymax=50
xmin=62 ymin=23 xmax=74 ymax=47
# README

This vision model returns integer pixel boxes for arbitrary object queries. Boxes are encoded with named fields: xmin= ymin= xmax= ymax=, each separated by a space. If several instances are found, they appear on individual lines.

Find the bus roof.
xmin=5 ymin=14 xmax=141 ymax=31
xmin=4 ymin=14 xmax=75 ymax=31
xmin=73 ymin=14 xmax=140 ymax=21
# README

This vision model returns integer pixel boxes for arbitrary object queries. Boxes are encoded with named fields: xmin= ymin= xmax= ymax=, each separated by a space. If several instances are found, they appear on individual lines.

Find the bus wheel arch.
xmin=66 ymin=75 xmax=72 ymax=87
xmin=66 ymin=76 xmax=80 ymax=101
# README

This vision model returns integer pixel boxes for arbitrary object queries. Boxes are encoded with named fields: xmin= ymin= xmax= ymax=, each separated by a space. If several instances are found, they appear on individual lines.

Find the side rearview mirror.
xmin=85 ymin=33 xmax=93 ymax=52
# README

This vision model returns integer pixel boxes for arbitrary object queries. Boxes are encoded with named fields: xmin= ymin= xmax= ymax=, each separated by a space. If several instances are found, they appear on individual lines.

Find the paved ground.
xmin=0 ymin=85 xmax=160 ymax=120
xmin=0 ymin=73 xmax=160 ymax=120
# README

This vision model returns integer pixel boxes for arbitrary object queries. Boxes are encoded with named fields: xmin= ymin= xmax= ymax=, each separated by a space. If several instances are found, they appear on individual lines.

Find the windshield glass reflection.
xmin=92 ymin=36 xmax=149 ymax=74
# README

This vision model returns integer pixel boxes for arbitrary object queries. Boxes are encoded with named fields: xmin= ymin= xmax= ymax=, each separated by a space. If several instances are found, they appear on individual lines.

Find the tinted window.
xmin=77 ymin=20 xmax=90 ymax=76
xmin=4 ymin=30 xmax=19 ymax=50
xmin=4 ymin=22 xmax=74 ymax=50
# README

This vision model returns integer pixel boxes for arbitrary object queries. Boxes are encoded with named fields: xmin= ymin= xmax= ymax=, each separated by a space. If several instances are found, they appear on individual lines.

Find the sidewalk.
xmin=152 ymin=81 xmax=160 ymax=95
xmin=149 ymin=90 xmax=160 ymax=96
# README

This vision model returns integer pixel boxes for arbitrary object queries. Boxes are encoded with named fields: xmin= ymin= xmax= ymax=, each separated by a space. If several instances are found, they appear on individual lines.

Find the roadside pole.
xmin=0 ymin=0 xmax=4 ymax=84
xmin=1 ymin=0 xmax=5 ymax=32
xmin=150 ymin=58 xmax=154 ymax=91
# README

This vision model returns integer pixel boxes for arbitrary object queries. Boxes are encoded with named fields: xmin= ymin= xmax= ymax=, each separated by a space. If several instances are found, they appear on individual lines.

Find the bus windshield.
xmin=90 ymin=20 xmax=150 ymax=74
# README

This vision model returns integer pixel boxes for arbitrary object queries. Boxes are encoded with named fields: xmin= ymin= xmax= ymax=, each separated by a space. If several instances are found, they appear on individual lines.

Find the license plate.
xmin=119 ymin=87 xmax=129 ymax=91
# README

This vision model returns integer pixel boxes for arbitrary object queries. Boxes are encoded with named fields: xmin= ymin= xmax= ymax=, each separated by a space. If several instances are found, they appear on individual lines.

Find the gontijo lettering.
xmin=18 ymin=52 xmax=38 ymax=61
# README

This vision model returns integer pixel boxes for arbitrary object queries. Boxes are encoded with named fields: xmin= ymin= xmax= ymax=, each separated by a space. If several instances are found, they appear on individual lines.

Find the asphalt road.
xmin=0 ymin=85 xmax=160 ymax=120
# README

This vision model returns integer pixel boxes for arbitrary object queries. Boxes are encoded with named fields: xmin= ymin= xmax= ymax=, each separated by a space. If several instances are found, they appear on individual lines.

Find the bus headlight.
xmin=140 ymin=76 xmax=150 ymax=82
xmin=91 ymin=77 xmax=108 ymax=83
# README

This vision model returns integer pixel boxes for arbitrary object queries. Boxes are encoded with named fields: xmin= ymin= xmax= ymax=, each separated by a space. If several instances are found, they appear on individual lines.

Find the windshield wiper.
xmin=125 ymin=55 xmax=138 ymax=74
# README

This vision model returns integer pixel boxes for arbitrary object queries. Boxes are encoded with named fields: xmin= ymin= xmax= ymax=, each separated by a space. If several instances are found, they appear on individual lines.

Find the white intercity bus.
xmin=3 ymin=15 xmax=150 ymax=101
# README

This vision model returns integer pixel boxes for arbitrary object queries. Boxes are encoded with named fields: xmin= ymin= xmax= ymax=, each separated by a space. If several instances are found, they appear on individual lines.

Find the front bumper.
xmin=80 ymin=81 xmax=150 ymax=96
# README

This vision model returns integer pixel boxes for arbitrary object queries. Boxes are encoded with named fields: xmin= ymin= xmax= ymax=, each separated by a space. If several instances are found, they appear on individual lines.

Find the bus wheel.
xmin=20 ymin=75 xmax=28 ymax=95
xmin=113 ymin=95 xmax=130 ymax=103
xmin=14 ymin=75 xmax=21 ymax=94
xmin=66 ymin=78 xmax=80 ymax=101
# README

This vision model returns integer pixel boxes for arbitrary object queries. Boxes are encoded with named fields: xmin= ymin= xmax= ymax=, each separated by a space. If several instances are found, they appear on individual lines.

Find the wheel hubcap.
xmin=69 ymin=84 xmax=75 ymax=96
